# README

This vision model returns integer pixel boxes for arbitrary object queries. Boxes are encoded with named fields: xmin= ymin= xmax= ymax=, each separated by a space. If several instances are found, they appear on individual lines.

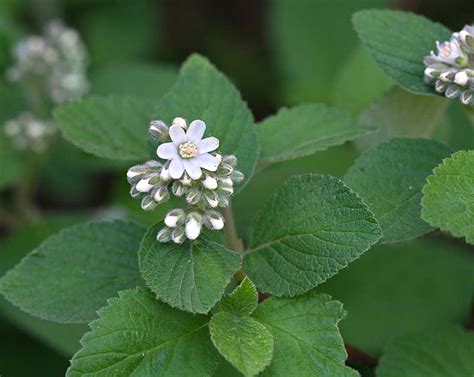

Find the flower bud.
xmin=218 ymin=163 xmax=233 ymax=176
xmin=164 ymin=209 xmax=185 ymax=228
xmin=172 ymin=181 xmax=185 ymax=196
xmin=445 ymin=85 xmax=460 ymax=98
xmin=171 ymin=227 xmax=186 ymax=244
xmin=454 ymin=71 xmax=469 ymax=86
xmin=160 ymin=163 xmax=171 ymax=182
xmin=230 ymin=170 xmax=245 ymax=184
xmin=204 ymin=210 xmax=225 ymax=230
xmin=153 ymin=185 xmax=169 ymax=203
xmin=130 ymin=186 xmax=141 ymax=198
xmin=180 ymin=173 xmax=192 ymax=186
xmin=186 ymin=188 xmax=202 ymax=205
xmin=172 ymin=117 xmax=187 ymax=129
xmin=136 ymin=177 xmax=154 ymax=193
xmin=218 ymin=194 xmax=230 ymax=208
xmin=185 ymin=214 xmax=202 ymax=240
xmin=202 ymin=174 xmax=218 ymax=190
xmin=223 ymin=154 xmax=237 ymax=167
xmin=203 ymin=190 xmax=219 ymax=208
xmin=461 ymin=90 xmax=473 ymax=104
xmin=126 ymin=166 xmax=145 ymax=183
xmin=156 ymin=227 xmax=172 ymax=242
xmin=141 ymin=195 xmax=158 ymax=211
xmin=149 ymin=120 xmax=169 ymax=140
xmin=435 ymin=80 xmax=447 ymax=93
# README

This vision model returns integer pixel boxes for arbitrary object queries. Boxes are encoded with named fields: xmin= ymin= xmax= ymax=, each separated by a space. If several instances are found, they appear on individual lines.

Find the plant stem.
xmin=15 ymin=154 xmax=41 ymax=222
xmin=222 ymin=206 xmax=246 ymax=283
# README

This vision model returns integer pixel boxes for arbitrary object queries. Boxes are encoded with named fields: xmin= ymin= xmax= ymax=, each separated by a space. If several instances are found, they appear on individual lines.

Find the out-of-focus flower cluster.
xmin=424 ymin=25 xmax=474 ymax=105
xmin=6 ymin=20 xmax=89 ymax=104
xmin=4 ymin=112 xmax=56 ymax=152
xmin=127 ymin=117 xmax=244 ymax=244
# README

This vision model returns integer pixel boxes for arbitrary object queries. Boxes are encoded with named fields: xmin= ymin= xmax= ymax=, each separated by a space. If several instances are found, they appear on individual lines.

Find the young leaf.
xmin=220 ymin=277 xmax=258 ymax=316
xmin=344 ymin=138 xmax=451 ymax=243
xmin=139 ymin=224 xmax=241 ymax=314
xmin=153 ymin=54 xmax=259 ymax=190
xmin=318 ymin=239 xmax=474 ymax=356
xmin=67 ymin=287 xmax=220 ymax=377
xmin=257 ymin=104 xmax=372 ymax=164
xmin=210 ymin=312 xmax=274 ymax=377
xmin=244 ymin=174 xmax=382 ymax=297
xmin=422 ymin=150 xmax=474 ymax=244
xmin=55 ymin=96 xmax=154 ymax=161
xmin=353 ymin=10 xmax=451 ymax=94
xmin=0 ymin=220 xmax=145 ymax=323
xmin=376 ymin=326 xmax=474 ymax=377
xmin=253 ymin=292 xmax=357 ymax=377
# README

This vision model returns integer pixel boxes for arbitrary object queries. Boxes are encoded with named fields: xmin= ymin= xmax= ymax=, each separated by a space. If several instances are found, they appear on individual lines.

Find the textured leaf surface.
xmin=220 ymin=277 xmax=258 ymax=316
xmin=0 ymin=220 xmax=145 ymax=323
xmin=422 ymin=150 xmax=474 ymax=244
xmin=153 ymin=54 xmax=259 ymax=189
xmin=67 ymin=287 xmax=220 ymax=377
xmin=353 ymin=10 xmax=451 ymax=94
xmin=356 ymin=87 xmax=448 ymax=151
xmin=318 ymin=239 xmax=474 ymax=356
xmin=244 ymin=174 xmax=382 ymax=297
xmin=55 ymin=96 xmax=154 ymax=161
xmin=377 ymin=326 xmax=474 ymax=377
xmin=253 ymin=292 xmax=357 ymax=377
xmin=139 ymin=224 xmax=241 ymax=314
xmin=258 ymin=103 xmax=371 ymax=163
xmin=91 ymin=62 xmax=178 ymax=99
xmin=345 ymin=138 xmax=451 ymax=242
xmin=210 ymin=312 xmax=273 ymax=377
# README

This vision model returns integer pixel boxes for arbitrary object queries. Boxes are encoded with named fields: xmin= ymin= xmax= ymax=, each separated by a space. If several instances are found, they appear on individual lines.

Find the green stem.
xmin=15 ymin=154 xmax=42 ymax=222
xmin=222 ymin=206 xmax=246 ymax=283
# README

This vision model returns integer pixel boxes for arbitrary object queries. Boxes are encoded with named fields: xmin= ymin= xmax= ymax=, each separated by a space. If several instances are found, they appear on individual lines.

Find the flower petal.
xmin=186 ymin=120 xmax=206 ymax=142
xmin=198 ymin=137 xmax=219 ymax=153
xmin=169 ymin=125 xmax=186 ymax=145
xmin=169 ymin=158 xmax=185 ymax=179
xmin=193 ymin=153 xmax=220 ymax=172
xmin=157 ymin=142 xmax=178 ymax=160
xmin=183 ymin=159 xmax=202 ymax=179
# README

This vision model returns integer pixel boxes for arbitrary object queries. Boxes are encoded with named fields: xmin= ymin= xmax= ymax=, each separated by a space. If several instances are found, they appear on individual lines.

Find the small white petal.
xmin=160 ymin=167 xmax=171 ymax=181
xmin=198 ymin=137 xmax=219 ymax=153
xmin=185 ymin=218 xmax=201 ymax=240
xmin=210 ymin=217 xmax=224 ymax=230
xmin=157 ymin=142 xmax=177 ymax=160
xmin=186 ymin=120 xmax=206 ymax=142
xmin=136 ymin=178 xmax=153 ymax=193
xmin=455 ymin=71 xmax=469 ymax=86
xmin=183 ymin=159 xmax=202 ymax=180
xmin=194 ymin=153 xmax=220 ymax=172
xmin=169 ymin=125 xmax=186 ymax=145
xmin=202 ymin=175 xmax=218 ymax=190
xmin=127 ymin=169 xmax=141 ymax=179
xmin=169 ymin=158 xmax=185 ymax=179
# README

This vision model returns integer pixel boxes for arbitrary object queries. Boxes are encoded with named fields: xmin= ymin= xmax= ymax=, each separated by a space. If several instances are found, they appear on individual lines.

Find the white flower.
xmin=434 ymin=39 xmax=465 ymax=65
xmin=156 ymin=119 xmax=220 ymax=180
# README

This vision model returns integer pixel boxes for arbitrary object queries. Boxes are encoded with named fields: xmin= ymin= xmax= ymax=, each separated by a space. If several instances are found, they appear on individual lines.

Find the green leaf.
xmin=0 ymin=220 xmax=145 ymax=323
xmin=257 ymin=103 xmax=371 ymax=164
xmin=91 ymin=62 xmax=178 ymax=99
xmin=344 ymin=138 xmax=451 ymax=243
xmin=244 ymin=174 xmax=382 ymax=297
xmin=253 ymin=292 xmax=357 ymax=377
xmin=317 ymin=238 xmax=474 ymax=356
xmin=0 ymin=132 xmax=26 ymax=189
xmin=67 ymin=287 xmax=220 ymax=377
xmin=210 ymin=311 xmax=274 ymax=377
xmin=153 ymin=54 xmax=259 ymax=190
xmin=55 ymin=96 xmax=154 ymax=161
xmin=422 ymin=150 xmax=474 ymax=244
xmin=139 ymin=224 xmax=241 ymax=314
xmin=270 ymin=0 xmax=389 ymax=104
xmin=220 ymin=277 xmax=258 ymax=316
xmin=356 ymin=87 xmax=448 ymax=151
xmin=377 ymin=326 xmax=474 ymax=377
xmin=353 ymin=9 xmax=451 ymax=94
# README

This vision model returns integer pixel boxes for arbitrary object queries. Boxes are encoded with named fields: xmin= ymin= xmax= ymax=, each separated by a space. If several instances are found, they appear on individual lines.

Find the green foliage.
xmin=244 ymin=174 xmax=382 ymax=297
xmin=253 ymin=292 xmax=357 ymax=377
xmin=91 ymin=62 xmax=178 ymax=99
xmin=67 ymin=287 xmax=220 ymax=377
xmin=344 ymin=138 xmax=451 ymax=242
xmin=0 ymin=132 xmax=26 ymax=189
xmin=139 ymin=224 xmax=241 ymax=314
xmin=318 ymin=239 xmax=474 ymax=356
xmin=376 ymin=326 xmax=474 ymax=377
xmin=154 ymin=54 xmax=259 ymax=190
xmin=422 ymin=150 xmax=474 ymax=244
xmin=210 ymin=312 xmax=274 ymax=377
xmin=220 ymin=278 xmax=258 ymax=316
xmin=353 ymin=10 xmax=451 ymax=94
xmin=0 ymin=220 xmax=145 ymax=323
xmin=257 ymin=103 xmax=371 ymax=164
xmin=55 ymin=96 xmax=154 ymax=161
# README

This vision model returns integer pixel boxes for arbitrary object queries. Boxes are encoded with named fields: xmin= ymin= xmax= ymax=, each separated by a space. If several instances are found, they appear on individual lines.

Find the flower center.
xmin=178 ymin=142 xmax=198 ymax=158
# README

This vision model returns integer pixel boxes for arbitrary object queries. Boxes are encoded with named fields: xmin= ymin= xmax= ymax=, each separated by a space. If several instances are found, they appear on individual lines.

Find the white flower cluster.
xmin=4 ymin=112 xmax=56 ymax=152
xmin=6 ymin=20 xmax=89 ymax=104
xmin=424 ymin=25 xmax=474 ymax=105
xmin=127 ymin=117 xmax=244 ymax=244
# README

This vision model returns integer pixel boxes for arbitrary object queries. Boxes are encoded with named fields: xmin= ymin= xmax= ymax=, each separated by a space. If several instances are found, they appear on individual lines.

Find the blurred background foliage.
xmin=0 ymin=1 xmax=473 ymax=376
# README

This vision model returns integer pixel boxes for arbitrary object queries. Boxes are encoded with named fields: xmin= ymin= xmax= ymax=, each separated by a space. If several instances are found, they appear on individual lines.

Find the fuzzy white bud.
xmin=202 ymin=175 xmax=218 ymax=190
xmin=172 ymin=117 xmax=187 ymax=129
xmin=185 ymin=217 xmax=202 ymax=240
xmin=455 ymin=71 xmax=469 ymax=86
xmin=136 ymin=177 xmax=154 ymax=193
xmin=164 ymin=209 xmax=185 ymax=228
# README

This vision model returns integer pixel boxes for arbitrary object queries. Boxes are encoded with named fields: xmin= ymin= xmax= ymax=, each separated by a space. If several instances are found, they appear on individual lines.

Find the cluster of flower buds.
xmin=424 ymin=24 xmax=474 ymax=105
xmin=4 ymin=112 xmax=56 ymax=152
xmin=6 ymin=20 xmax=89 ymax=104
xmin=127 ymin=117 xmax=244 ymax=244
